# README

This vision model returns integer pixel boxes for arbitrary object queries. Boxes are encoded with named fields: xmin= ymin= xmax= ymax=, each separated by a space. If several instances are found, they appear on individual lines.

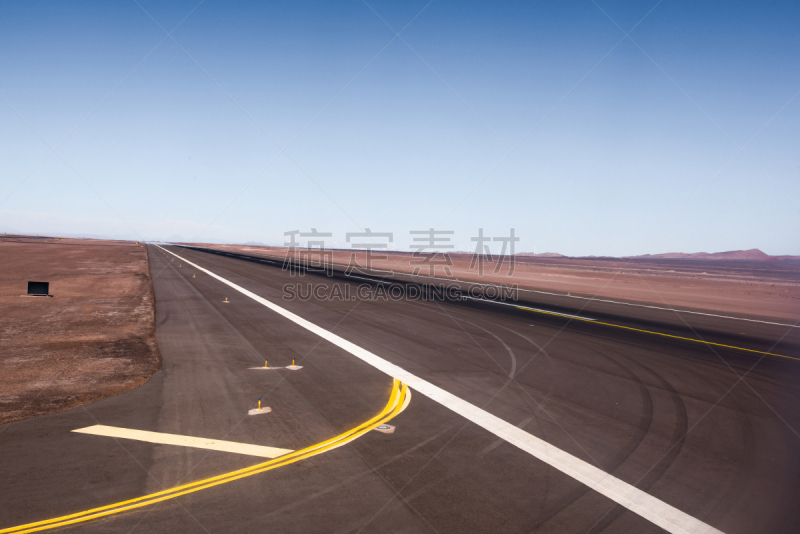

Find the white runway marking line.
xmin=73 ymin=425 xmax=292 ymax=458
xmin=341 ymin=264 xmax=797 ymax=328
xmin=156 ymin=245 xmax=723 ymax=534
xmin=463 ymin=296 xmax=596 ymax=321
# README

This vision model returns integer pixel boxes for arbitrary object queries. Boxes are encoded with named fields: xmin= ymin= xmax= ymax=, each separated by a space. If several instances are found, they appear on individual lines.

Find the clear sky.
xmin=1 ymin=0 xmax=798 ymax=256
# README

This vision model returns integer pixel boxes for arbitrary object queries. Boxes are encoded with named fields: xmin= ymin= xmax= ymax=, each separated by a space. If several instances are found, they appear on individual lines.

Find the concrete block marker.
xmin=374 ymin=424 xmax=395 ymax=434
xmin=249 ymin=359 xmax=283 ymax=370
xmin=249 ymin=397 xmax=271 ymax=416
xmin=286 ymin=358 xmax=303 ymax=370
xmin=157 ymin=245 xmax=724 ymax=534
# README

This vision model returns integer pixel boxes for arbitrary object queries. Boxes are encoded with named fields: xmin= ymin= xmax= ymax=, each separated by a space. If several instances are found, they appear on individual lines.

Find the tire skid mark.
xmin=587 ymin=347 xmax=689 ymax=533
xmin=703 ymin=372 xmax=758 ymax=528
xmin=510 ymin=337 xmax=657 ymax=532
xmin=397 ymin=304 xmax=664 ymax=531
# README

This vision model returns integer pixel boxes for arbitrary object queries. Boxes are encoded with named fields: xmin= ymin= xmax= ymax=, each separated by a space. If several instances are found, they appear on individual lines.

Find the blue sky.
xmin=1 ymin=0 xmax=798 ymax=256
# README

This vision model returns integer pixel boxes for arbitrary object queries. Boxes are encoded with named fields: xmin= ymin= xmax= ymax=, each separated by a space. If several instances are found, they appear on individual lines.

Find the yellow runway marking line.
xmin=516 ymin=306 xmax=797 ymax=361
xmin=1 ymin=380 xmax=410 ymax=534
xmin=157 ymin=246 xmax=722 ymax=534
xmin=72 ymin=425 xmax=293 ymax=458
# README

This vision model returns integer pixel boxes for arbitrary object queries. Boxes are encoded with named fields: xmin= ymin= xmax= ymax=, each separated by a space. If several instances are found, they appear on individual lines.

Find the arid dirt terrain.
xmin=0 ymin=235 xmax=160 ymax=424
xmin=194 ymin=243 xmax=800 ymax=323
xmin=3 ymin=236 xmax=795 ymax=426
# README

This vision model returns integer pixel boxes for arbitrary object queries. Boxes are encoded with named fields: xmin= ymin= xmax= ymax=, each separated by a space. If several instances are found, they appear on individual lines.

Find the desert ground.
xmin=2 ymin=241 xmax=799 ymax=533
xmin=3 ymin=237 xmax=796 ymax=425
xmin=0 ymin=235 xmax=160 ymax=424
xmin=189 ymin=243 xmax=800 ymax=323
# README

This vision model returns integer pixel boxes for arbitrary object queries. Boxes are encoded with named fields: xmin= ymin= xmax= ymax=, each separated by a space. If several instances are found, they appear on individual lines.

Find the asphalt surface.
xmin=1 ymin=244 xmax=799 ymax=533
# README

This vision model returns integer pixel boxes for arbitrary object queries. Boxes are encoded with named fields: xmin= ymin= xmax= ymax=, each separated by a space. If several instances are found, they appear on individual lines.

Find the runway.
xmin=1 ymin=244 xmax=799 ymax=533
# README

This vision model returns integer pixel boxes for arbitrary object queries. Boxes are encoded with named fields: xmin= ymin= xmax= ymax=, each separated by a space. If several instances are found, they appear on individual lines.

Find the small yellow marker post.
xmin=292 ymin=359 xmax=295 ymax=367
xmin=248 ymin=396 xmax=271 ymax=415
xmin=193 ymin=274 xmax=196 ymax=278
xmin=264 ymin=360 xmax=268 ymax=368
xmin=224 ymin=297 xmax=229 ymax=303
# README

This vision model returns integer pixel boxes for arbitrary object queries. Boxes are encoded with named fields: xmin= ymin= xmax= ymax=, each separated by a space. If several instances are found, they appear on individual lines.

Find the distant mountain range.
xmin=628 ymin=249 xmax=800 ymax=260
xmin=516 ymin=252 xmax=566 ymax=258
xmin=517 ymin=249 xmax=800 ymax=261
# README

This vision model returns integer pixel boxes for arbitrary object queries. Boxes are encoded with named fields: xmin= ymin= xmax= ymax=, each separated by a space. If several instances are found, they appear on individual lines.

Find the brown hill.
xmin=516 ymin=252 xmax=566 ymax=258
xmin=629 ymin=249 xmax=777 ymax=261
xmin=515 ymin=249 xmax=799 ymax=261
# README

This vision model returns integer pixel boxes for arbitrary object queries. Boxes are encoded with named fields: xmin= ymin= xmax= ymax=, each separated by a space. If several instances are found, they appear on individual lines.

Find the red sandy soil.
xmin=190 ymin=243 xmax=800 ymax=323
xmin=0 ymin=236 xmax=160 ymax=425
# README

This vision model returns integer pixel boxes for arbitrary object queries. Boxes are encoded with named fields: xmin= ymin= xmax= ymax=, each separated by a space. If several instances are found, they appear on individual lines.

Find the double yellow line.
xmin=1 ymin=380 xmax=411 ymax=534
